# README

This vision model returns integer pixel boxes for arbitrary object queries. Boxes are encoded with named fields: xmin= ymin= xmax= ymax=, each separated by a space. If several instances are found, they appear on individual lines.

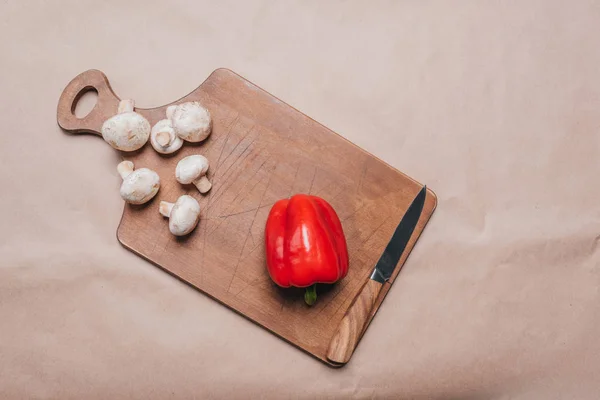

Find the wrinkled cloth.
xmin=0 ymin=1 xmax=599 ymax=398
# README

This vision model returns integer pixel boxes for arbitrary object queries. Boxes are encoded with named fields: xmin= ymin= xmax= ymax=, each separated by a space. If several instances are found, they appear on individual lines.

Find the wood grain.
xmin=57 ymin=68 xmax=437 ymax=366
xmin=326 ymin=279 xmax=383 ymax=365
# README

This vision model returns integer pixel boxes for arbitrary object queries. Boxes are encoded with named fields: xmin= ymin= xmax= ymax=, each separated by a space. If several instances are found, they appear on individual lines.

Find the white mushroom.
xmin=150 ymin=119 xmax=183 ymax=154
xmin=101 ymin=100 xmax=151 ymax=152
xmin=117 ymin=161 xmax=160 ymax=204
xmin=175 ymin=155 xmax=212 ymax=193
xmin=159 ymin=195 xmax=201 ymax=236
xmin=167 ymin=101 xmax=212 ymax=143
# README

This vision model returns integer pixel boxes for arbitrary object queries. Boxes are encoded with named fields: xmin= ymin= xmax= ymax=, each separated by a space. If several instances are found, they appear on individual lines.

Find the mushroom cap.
xmin=175 ymin=155 xmax=209 ymax=184
xmin=169 ymin=102 xmax=212 ymax=143
xmin=119 ymin=168 xmax=160 ymax=204
xmin=150 ymin=119 xmax=183 ymax=154
xmin=169 ymin=195 xmax=201 ymax=236
xmin=101 ymin=112 xmax=151 ymax=152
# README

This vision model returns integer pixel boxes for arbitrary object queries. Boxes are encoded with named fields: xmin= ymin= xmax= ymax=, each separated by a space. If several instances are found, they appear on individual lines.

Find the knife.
xmin=326 ymin=186 xmax=427 ymax=365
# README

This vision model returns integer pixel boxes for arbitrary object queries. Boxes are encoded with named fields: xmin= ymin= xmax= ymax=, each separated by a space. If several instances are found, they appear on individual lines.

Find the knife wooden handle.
xmin=326 ymin=279 xmax=384 ymax=365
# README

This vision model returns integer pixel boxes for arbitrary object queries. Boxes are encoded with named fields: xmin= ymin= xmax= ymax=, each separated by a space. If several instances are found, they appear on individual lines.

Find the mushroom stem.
xmin=159 ymin=201 xmax=174 ymax=217
xmin=155 ymin=131 xmax=171 ymax=147
xmin=117 ymin=161 xmax=134 ymax=179
xmin=118 ymin=99 xmax=135 ymax=114
xmin=193 ymin=176 xmax=212 ymax=194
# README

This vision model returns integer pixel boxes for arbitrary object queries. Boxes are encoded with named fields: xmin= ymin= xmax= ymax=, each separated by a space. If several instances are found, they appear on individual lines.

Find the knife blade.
xmin=369 ymin=185 xmax=427 ymax=284
xmin=326 ymin=186 xmax=427 ymax=365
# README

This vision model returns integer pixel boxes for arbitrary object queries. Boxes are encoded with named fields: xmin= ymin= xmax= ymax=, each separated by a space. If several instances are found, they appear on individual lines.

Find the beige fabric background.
xmin=1 ymin=0 xmax=599 ymax=398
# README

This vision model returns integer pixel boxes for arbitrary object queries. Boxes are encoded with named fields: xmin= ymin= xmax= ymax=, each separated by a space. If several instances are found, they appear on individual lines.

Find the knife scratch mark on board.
xmin=234 ymin=260 xmax=272 ymax=297
xmin=213 ymin=124 xmax=256 ymax=178
xmin=358 ymin=162 xmax=368 ymax=193
xmin=205 ymin=151 xmax=257 ymax=216
xmin=211 ymin=145 xmax=249 ymax=198
xmin=206 ymin=162 xmax=271 ymax=236
xmin=310 ymin=171 xmax=354 ymax=200
xmin=214 ymin=114 xmax=239 ymax=171
xmin=341 ymin=200 xmax=367 ymax=223
xmin=227 ymin=166 xmax=274 ymax=293
xmin=214 ymin=116 xmax=243 ymax=174
xmin=217 ymin=202 xmax=275 ymax=219
xmin=280 ymin=297 xmax=286 ymax=313
xmin=245 ymin=237 xmax=264 ymax=260
xmin=327 ymin=182 xmax=353 ymax=204
xmin=350 ymin=215 xmax=390 ymax=245
xmin=316 ymin=269 xmax=360 ymax=317
xmin=289 ymin=162 xmax=301 ymax=196
xmin=210 ymin=158 xmax=269 ymax=215
xmin=205 ymin=139 xmax=261 ymax=212
xmin=308 ymin=167 xmax=317 ymax=195
xmin=234 ymin=273 xmax=270 ymax=297
xmin=203 ymin=115 xmax=239 ymax=219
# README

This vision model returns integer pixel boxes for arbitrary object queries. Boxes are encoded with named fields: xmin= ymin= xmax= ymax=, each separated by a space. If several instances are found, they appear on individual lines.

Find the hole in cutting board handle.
xmin=72 ymin=87 xmax=98 ymax=119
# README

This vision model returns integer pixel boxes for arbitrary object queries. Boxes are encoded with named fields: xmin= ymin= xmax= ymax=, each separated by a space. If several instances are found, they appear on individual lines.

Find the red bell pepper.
xmin=265 ymin=194 xmax=349 ymax=305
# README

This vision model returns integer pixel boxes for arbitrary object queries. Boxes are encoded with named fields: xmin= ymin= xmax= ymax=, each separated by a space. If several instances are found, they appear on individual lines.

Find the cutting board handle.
xmin=57 ymin=69 xmax=120 ymax=136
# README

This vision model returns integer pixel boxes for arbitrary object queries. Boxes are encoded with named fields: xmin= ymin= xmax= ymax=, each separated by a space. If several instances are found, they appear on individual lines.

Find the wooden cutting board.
xmin=57 ymin=69 xmax=437 ymax=366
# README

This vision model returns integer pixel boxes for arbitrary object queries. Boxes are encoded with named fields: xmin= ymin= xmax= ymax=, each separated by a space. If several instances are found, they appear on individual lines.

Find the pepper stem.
xmin=304 ymin=284 xmax=317 ymax=306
